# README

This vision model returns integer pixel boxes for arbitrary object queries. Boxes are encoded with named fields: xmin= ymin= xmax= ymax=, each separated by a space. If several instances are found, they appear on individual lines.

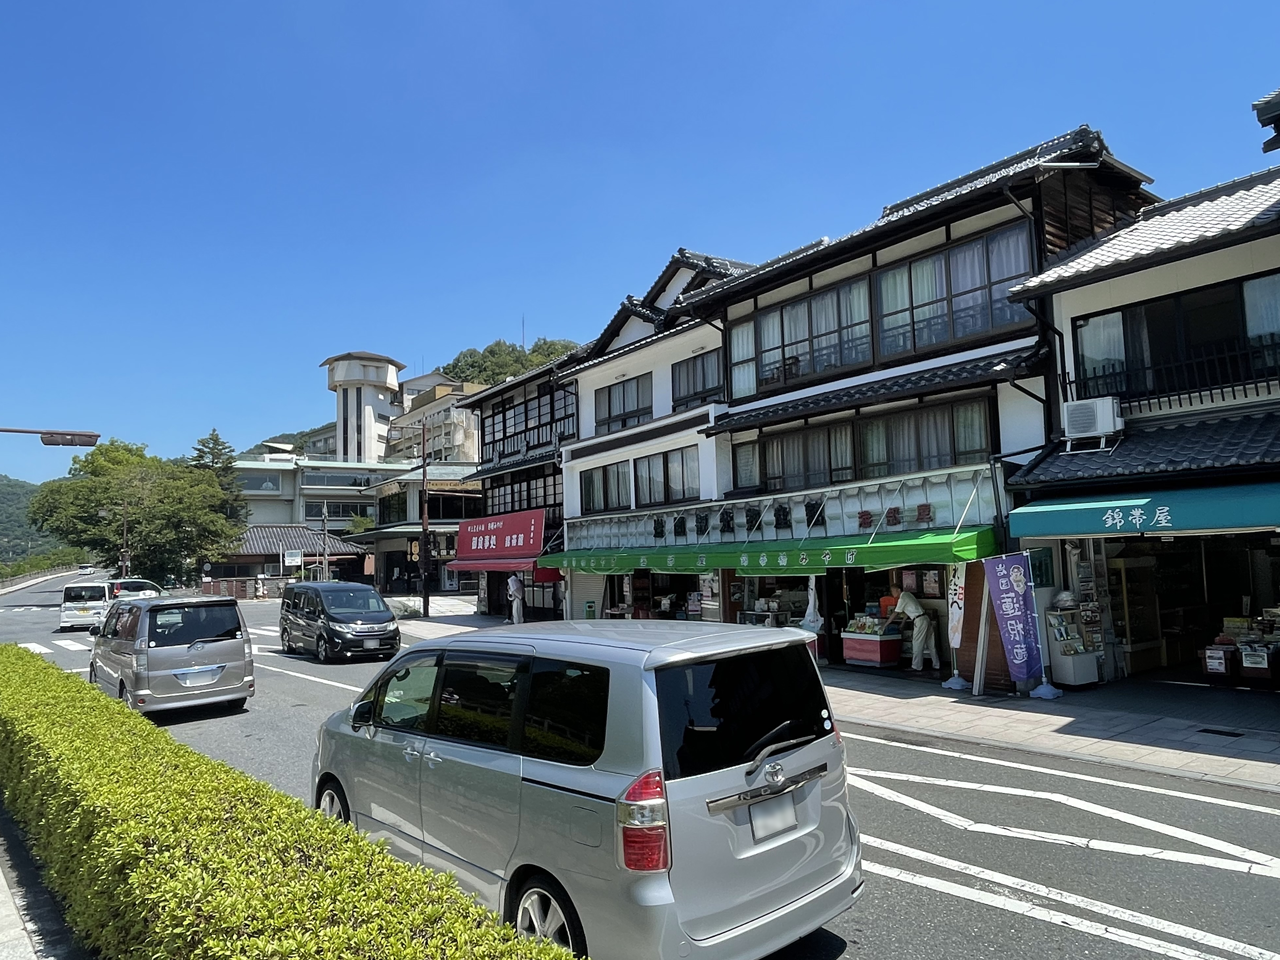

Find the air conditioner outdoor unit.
xmin=1063 ymin=397 xmax=1124 ymax=439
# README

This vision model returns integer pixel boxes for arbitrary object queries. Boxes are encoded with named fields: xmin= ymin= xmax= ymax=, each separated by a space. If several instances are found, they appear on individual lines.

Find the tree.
xmin=439 ymin=337 xmax=579 ymax=385
xmin=28 ymin=439 xmax=245 ymax=583
xmin=346 ymin=515 xmax=375 ymax=534
xmin=188 ymin=429 xmax=249 ymax=525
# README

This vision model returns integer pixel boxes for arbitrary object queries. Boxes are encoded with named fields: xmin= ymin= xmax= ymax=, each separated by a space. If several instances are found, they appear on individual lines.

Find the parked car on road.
xmin=311 ymin=622 xmax=862 ymax=960
xmin=59 ymin=582 xmax=109 ymax=630
xmin=89 ymin=596 xmax=254 ymax=713
xmin=280 ymin=582 xmax=401 ymax=662
xmin=106 ymin=578 xmax=165 ymax=600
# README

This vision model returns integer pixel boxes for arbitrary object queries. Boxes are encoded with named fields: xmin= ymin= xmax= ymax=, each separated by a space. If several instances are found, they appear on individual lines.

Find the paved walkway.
xmin=823 ymin=667 xmax=1280 ymax=792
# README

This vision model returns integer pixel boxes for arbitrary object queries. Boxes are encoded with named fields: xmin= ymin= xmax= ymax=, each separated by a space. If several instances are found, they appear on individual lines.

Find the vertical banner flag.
xmin=981 ymin=552 xmax=1044 ymax=682
xmin=947 ymin=563 xmax=966 ymax=649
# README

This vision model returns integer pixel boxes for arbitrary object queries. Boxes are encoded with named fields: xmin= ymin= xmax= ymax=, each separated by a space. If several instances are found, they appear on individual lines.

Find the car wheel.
xmin=317 ymin=780 xmax=350 ymax=823
xmin=88 ymin=662 xmax=97 ymax=685
xmin=316 ymin=635 xmax=329 ymax=663
xmin=514 ymin=874 xmax=586 ymax=957
xmin=281 ymin=627 xmax=292 ymax=654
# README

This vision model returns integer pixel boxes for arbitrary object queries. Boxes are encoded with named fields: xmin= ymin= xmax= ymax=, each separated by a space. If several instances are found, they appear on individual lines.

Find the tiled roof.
xmin=676 ymin=126 xmax=1145 ymax=310
xmin=317 ymin=351 xmax=406 ymax=371
xmin=234 ymin=524 xmax=366 ymax=557
xmin=706 ymin=346 xmax=1045 ymax=436
xmin=464 ymin=449 xmax=558 ymax=483
xmin=1011 ymin=165 xmax=1280 ymax=297
xmin=1256 ymin=88 xmax=1280 ymax=126
xmin=1008 ymin=410 xmax=1280 ymax=488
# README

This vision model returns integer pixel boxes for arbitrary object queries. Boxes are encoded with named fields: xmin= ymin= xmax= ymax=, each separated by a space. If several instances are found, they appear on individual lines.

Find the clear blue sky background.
xmin=2 ymin=1 xmax=1276 ymax=482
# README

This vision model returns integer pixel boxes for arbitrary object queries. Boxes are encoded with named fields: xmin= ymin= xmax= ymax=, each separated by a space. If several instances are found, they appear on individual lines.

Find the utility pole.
xmin=321 ymin=505 xmax=330 ymax=581
xmin=419 ymin=417 xmax=431 ymax=618
xmin=121 ymin=501 xmax=129 ymax=577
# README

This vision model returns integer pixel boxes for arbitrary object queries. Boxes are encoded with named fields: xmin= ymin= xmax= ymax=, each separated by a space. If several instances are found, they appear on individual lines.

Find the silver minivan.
xmin=89 ymin=596 xmax=255 ymax=712
xmin=311 ymin=622 xmax=862 ymax=960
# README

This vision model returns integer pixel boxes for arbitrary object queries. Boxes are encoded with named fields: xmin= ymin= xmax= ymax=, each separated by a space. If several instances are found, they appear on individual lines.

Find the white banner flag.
xmin=947 ymin=563 xmax=966 ymax=649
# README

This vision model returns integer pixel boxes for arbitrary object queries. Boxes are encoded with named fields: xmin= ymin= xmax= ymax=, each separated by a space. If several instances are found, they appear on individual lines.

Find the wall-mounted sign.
xmin=458 ymin=509 xmax=545 ymax=560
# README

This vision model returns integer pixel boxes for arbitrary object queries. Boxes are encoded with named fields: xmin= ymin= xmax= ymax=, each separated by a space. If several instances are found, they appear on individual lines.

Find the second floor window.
xmin=581 ymin=461 xmax=631 ymax=513
xmin=732 ymin=398 xmax=991 ymax=493
xmin=482 ymin=385 xmax=577 ymax=461
xmin=595 ymin=373 xmax=652 ymax=434
xmin=672 ymin=350 xmax=724 ymax=411
xmin=635 ymin=446 xmax=701 ymax=507
xmin=1074 ymin=269 xmax=1280 ymax=402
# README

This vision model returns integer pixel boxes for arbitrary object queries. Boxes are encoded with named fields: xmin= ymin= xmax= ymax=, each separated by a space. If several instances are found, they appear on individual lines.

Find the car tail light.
xmin=617 ymin=770 xmax=669 ymax=872
xmin=832 ymin=724 xmax=843 ymax=745
xmin=134 ymin=637 xmax=148 ymax=675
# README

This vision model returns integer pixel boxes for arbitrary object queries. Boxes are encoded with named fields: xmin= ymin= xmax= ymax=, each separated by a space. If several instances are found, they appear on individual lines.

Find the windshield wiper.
xmin=743 ymin=720 xmax=815 ymax=777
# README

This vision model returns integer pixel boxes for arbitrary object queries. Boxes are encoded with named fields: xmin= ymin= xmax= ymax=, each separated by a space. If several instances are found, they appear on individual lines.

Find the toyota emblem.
xmin=764 ymin=761 xmax=784 ymax=785
xmin=191 ymin=642 xmax=205 ymax=652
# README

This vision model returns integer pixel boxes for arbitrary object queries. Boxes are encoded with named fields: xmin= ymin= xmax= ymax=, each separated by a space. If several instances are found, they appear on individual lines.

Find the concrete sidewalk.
xmin=823 ymin=666 xmax=1280 ymax=793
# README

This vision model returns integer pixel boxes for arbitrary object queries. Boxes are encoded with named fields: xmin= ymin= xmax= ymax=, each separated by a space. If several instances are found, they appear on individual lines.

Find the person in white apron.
xmin=887 ymin=584 xmax=939 ymax=672
xmin=507 ymin=573 xmax=525 ymax=625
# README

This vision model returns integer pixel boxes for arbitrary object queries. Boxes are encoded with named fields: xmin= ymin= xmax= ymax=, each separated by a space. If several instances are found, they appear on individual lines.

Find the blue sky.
xmin=2 ymin=1 xmax=1276 ymax=482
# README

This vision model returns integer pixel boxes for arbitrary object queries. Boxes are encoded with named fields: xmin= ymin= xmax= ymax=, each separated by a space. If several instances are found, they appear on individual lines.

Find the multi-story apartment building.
xmin=1007 ymin=162 xmax=1280 ymax=688
xmin=543 ymin=128 xmax=1154 ymax=689
xmin=386 ymin=379 xmax=486 ymax=463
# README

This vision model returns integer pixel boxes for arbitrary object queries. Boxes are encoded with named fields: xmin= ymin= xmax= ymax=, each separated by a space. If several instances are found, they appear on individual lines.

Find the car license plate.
xmin=77 ymin=608 xmax=90 ymax=614
xmin=749 ymin=792 xmax=797 ymax=842
xmin=362 ymin=637 xmax=380 ymax=650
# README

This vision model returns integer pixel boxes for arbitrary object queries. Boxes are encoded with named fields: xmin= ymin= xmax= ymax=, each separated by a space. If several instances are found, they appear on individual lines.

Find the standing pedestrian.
xmin=507 ymin=573 xmax=525 ymax=625
xmin=885 ymin=583 xmax=939 ymax=672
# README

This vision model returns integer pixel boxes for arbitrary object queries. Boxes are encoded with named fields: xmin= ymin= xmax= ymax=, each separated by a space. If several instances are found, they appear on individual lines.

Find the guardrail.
xmin=0 ymin=565 xmax=78 ymax=593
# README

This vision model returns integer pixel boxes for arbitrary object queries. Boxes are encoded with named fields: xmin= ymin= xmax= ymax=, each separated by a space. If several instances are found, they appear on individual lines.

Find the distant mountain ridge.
xmin=0 ymin=474 xmax=62 ymax=561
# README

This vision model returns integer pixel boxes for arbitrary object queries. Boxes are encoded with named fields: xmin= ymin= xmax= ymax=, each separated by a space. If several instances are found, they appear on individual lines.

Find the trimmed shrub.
xmin=0 ymin=646 xmax=572 ymax=960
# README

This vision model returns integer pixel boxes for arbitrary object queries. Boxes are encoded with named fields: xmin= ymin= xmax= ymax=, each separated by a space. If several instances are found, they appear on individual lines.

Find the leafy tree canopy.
xmin=240 ymin=423 xmax=333 ymax=457
xmin=439 ymin=337 xmax=579 ymax=386
xmin=28 ymin=438 xmax=246 ymax=583
xmin=0 ymin=474 xmax=63 ymax=563
xmin=185 ymin=429 xmax=249 ymax=525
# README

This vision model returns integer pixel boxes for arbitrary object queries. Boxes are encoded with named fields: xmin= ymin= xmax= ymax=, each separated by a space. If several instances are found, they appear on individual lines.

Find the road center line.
xmin=863 ymin=834 xmax=1280 ymax=960
xmin=863 ymin=860 xmax=1241 ymax=960
xmin=253 ymin=661 xmax=362 ymax=692
xmin=847 ymin=774 xmax=1280 ymax=878
xmin=843 ymin=731 xmax=1280 ymax=817
xmin=849 ymin=767 xmax=1280 ymax=867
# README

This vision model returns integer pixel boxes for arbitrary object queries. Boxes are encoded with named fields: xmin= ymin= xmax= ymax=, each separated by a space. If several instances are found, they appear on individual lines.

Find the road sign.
xmin=284 ymin=550 xmax=303 ymax=568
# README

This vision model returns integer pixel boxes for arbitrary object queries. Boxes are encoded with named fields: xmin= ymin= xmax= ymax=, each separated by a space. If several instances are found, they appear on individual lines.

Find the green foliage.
xmin=0 ymin=474 xmax=63 ymax=562
xmin=28 ymin=439 xmax=246 ymax=583
xmin=345 ymin=515 xmax=376 ymax=533
xmin=439 ymin=338 xmax=579 ymax=386
xmin=0 ymin=647 xmax=572 ymax=960
xmin=0 ymin=546 xmax=91 ymax=580
xmin=240 ymin=423 xmax=334 ymax=457
xmin=187 ymin=428 xmax=249 ymax=525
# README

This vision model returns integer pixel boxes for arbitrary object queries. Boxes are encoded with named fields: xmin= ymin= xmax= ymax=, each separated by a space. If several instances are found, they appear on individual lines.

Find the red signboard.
xmin=457 ymin=509 xmax=545 ymax=560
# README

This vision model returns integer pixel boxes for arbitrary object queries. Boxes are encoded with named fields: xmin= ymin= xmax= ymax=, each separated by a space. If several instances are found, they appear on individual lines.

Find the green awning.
xmin=1009 ymin=482 xmax=1280 ymax=539
xmin=541 ymin=527 xmax=997 ymax=576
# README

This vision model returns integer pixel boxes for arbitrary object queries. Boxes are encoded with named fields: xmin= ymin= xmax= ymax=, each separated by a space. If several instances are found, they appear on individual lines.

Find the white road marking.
xmin=849 ymin=767 xmax=1280 ymax=867
xmin=249 ymin=628 xmax=276 ymax=637
xmin=843 ymin=732 xmax=1280 ymax=817
xmin=251 ymin=644 xmax=280 ymax=657
xmin=863 ymin=835 xmax=1280 ymax=960
xmin=53 ymin=638 xmax=90 ymax=652
xmin=847 ymin=774 xmax=1280 ymax=878
xmin=863 ymin=860 xmax=1242 ymax=960
xmin=68 ymin=667 xmax=90 ymax=673
xmin=253 ymin=661 xmax=361 ymax=692
xmin=18 ymin=642 xmax=52 ymax=654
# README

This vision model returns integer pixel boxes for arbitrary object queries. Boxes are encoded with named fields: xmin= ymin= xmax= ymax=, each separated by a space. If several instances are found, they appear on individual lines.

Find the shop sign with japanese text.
xmin=457 ymin=509 xmax=544 ymax=560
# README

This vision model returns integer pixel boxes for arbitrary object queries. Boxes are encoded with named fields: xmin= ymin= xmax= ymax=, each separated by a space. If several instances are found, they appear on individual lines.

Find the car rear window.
xmin=148 ymin=605 xmax=242 ymax=647
xmin=64 ymin=586 xmax=106 ymax=603
xmin=655 ymin=643 xmax=831 ymax=781
xmin=118 ymin=580 xmax=159 ymax=593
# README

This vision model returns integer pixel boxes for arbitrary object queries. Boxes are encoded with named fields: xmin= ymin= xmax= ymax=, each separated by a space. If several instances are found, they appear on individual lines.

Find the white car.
xmin=59 ymin=582 xmax=110 ymax=630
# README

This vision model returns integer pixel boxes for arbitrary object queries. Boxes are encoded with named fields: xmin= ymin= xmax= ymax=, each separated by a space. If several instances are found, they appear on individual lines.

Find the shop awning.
xmin=1008 ymin=482 xmax=1280 ymax=539
xmin=447 ymin=558 xmax=536 ymax=572
xmin=540 ymin=526 xmax=998 ymax=576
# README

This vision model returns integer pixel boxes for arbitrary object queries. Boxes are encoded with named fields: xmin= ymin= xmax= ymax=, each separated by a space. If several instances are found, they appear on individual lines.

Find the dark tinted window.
xmin=436 ymin=654 xmax=522 ymax=749
xmin=64 ymin=585 xmax=106 ymax=603
xmin=148 ymin=605 xmax=241 ymax=647
xmin=321 ymin=587 xmax=388 ymax=614
xmin=522 ymin=659 xmax=609 ymax=766
xmin=374 ymin=655 xmax=440 ymax=733
xmin=655 ymin=644 xmax=830 ymax=780
xmin=118 ymin=607 xmax=141 ymax=641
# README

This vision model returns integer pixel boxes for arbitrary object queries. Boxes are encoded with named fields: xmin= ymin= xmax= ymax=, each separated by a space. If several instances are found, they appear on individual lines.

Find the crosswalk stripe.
xmin=18 ymin=642 xmax=53 ymax=654
xmin=249 ymin=628 xmax=276 ymax=637
xmin=53 ymin=638 xmax=90 ymax=652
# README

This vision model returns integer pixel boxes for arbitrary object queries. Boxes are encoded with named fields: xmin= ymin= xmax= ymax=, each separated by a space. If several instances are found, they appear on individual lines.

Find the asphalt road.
xmin=4 ymin=572 xmax=1280 ymax=960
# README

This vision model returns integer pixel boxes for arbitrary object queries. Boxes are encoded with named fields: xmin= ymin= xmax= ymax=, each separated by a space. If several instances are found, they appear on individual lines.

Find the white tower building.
xmin=320 ymin=352 xmax=407 ymax=463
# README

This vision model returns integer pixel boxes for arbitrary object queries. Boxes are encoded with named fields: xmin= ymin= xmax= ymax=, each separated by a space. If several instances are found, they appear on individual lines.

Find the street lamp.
xmin=0 ymin=427 xmax=100 ymax=446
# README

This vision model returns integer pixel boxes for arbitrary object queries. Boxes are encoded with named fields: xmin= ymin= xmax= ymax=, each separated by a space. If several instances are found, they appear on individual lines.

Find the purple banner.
xmin=982 ymin=552 xmax=1043 ymax=683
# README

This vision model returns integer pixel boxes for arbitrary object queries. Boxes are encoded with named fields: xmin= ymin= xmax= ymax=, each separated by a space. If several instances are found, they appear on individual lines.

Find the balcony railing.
xmin=480 ymin=415 xmax=577 ymax=463
xmin=565 ymin=463 xmax=998 ymax=552
xmin=1071 ymin=335 xmax=1280 ymax=414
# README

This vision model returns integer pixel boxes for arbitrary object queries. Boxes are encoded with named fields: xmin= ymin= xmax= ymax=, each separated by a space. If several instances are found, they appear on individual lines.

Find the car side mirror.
xmin=88 ymin=625 xmax=100 ymax=637
xmin=351 ymin=700 xmax=374 ymax=729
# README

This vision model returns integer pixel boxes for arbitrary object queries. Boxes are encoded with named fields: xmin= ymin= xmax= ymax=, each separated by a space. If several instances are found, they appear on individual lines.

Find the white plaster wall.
xmin=612 ymin=316 xmax=656 ymax=349
xmin=244 ymin=500 xmax=294 ymax=525
xmin=1054 ymin=233 xmax=1280 ymax=382
xmin=996 ymin=376 xmax=1047 ymax=464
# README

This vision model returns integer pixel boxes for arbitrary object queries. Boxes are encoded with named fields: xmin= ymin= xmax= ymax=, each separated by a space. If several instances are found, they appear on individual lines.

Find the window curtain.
xmin=917 ymin=407 xmax=953 ymax=470
xmin=878 ymin=266 xmax=913 ymax=355
xmin=829 ymin=423 xmax=854 ymax=480
xmin=805 ymin=431 xmax=830 ymax=488
xmin=783 ymin=302 xmax=812 ymax=378
xmin=582 ymin=470 xmax=603 ymax=513
xmin=635 ymin=456 xmax=657 ymax=507
xmin=782 ymin=433 xmax=805 ymax=489
xmin=1244 ymin=274 xmax=1280 ymax=340
xmin=953 ymin=401 xmax=989 ymax=463
xmin=665 ymin=450 xmax=684 ymax=503
xmin=859 ymin=420 xmax=888 ymax=477
xmin=1076 ymin=312 xmax=1125 ymax=396
xmin=758 ymin=309 xmax=783 ymax=385
xmin=950 ymin=239 xmax=990 ymax=338
xmin=987 ymin=223 xmax=1030 ymax=281
xmin=840 ymin=279 xmax=872 ymax=365
xmin=682 ymin=447 xmax=700 ymax=499
xmin=765 ymin=437 xmax=784 ymax=487
xmin=734 ymin=444 xmax=760 ymax=487
xmin=810 ymin=290 xmax=840 ymax=372
xmin=888 ymin=415 xmax=918 ymax=475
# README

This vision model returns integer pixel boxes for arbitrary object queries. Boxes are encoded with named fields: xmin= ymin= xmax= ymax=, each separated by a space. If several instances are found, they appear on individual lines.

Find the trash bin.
xmin=583 ymin=600 xmax=597 ymax=620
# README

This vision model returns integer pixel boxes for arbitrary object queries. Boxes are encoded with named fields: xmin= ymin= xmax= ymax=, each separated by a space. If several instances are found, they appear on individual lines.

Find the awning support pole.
xmin=972 ymin=576 xmax=992 ymax=696
xmin=799 ymin=493 xmax=831 ymax=546
xmin=953 ymin=475 xmax=982 ymax=539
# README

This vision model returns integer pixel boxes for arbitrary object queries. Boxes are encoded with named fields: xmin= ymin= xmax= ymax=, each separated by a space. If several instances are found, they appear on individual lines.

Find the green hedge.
xmin=0 ymin=646 xmax=572 ymax=960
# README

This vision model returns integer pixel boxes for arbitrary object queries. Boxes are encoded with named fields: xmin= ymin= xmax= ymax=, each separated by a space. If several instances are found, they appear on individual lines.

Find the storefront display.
xmin=841 ymin=611 xmax=902 ymax=667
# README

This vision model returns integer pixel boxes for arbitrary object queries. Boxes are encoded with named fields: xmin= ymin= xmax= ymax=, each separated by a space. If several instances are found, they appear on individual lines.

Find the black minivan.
xmin=280 ymin=582 xmax=401 ymax=663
